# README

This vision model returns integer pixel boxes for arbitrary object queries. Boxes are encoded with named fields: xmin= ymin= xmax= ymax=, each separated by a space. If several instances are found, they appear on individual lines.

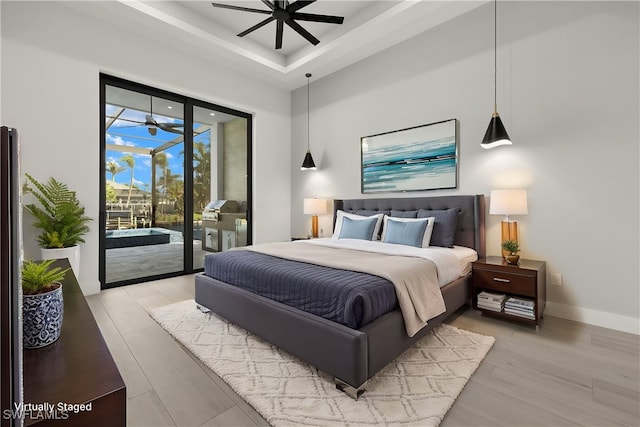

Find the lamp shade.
xmin=481 ymin=114 xmax=512 ymax=149
xmin=489 ymin=190 xmax=528 ymax=215
xmin=303 ymin=198 xmax=327 ymax=215
xmin=300 ymin=150 xmax=316 ymax=170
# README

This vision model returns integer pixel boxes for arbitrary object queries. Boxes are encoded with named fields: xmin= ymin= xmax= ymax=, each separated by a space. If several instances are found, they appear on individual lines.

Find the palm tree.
xmin=192 ymin=141 xmax=211 ymax=212
xmin=105 ymin=182 xmax=117 ymax=203
xmin=181 ymin=141 xmax=210 ymax=212
xmin=154 ymin=152 xmax=168 ymax=214
xmin=119 ymin=154 xmax=135 ymax=206
xmin=165 ymin=172 xmax=184 ymax=215
xmin=106 ymin=160 xmax=125 ymax=182
xmin=157 ymin=169 xmax=182 ymax=212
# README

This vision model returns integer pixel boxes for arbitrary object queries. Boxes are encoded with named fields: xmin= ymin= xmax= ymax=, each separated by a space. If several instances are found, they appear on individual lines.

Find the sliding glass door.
xmin=100 ymin=75 xmax=251 ymax=288
xmin=191 ymin=104 xmax=249 ymax=270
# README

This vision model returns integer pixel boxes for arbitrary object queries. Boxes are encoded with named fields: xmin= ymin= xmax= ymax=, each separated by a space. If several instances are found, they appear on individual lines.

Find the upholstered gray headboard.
xmin=333 ymin=195 xmax=485 ymax=259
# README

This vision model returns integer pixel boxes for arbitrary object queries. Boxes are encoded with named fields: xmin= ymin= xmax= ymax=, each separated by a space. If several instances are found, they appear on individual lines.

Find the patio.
xmin=106 ymin=239 xmax=208 ymax=284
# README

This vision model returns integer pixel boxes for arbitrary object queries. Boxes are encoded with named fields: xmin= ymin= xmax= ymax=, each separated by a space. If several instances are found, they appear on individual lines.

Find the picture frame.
xmin=361 ymin=118 xmax=458 ymax=193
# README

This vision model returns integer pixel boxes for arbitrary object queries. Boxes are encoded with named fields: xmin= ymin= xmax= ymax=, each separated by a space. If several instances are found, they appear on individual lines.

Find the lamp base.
xmin=311 ymin=215 xmax=319 ymax=238
xmin=501 ymin=221 xmax=518 ymax=258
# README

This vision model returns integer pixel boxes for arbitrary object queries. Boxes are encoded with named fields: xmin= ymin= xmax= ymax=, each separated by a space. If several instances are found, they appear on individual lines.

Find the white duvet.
xmin=302 ymin=238 xmax=476 ymax=287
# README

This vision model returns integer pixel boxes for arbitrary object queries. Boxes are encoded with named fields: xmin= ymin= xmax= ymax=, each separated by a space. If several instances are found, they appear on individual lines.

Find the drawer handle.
xmin=493 ymin=278 xmax=511 ymax=283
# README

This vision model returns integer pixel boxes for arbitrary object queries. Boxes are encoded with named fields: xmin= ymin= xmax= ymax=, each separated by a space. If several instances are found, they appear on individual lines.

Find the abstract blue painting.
xmin=361 ymin=119 xmax=457 ymax=193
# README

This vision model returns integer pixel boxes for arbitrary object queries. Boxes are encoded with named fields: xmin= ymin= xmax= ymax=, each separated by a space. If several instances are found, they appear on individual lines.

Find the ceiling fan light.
xmin=481 ymin=113 xmax=512 ymax=149
xmin=301 ymin=150 xmax=316 ymax=170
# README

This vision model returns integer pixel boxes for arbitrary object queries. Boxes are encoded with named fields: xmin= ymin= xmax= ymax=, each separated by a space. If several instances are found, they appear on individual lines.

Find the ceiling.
xmin=67 ymin=1 xmax=488 ymax=90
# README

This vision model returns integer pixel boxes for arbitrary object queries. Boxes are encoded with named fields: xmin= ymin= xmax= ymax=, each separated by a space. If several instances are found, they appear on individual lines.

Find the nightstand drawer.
xmin=473 ymin=269 xmax=536 ymax=297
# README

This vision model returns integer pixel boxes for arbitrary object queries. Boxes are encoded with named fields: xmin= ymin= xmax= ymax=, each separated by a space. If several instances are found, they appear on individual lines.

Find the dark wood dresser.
xmin=23 ymin=259 xmax=126 ymax=426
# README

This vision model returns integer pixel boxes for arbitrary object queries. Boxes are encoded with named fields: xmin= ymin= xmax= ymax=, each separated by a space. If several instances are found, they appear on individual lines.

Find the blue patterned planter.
xmin=23 ymin=284 xmax=64 ymax=349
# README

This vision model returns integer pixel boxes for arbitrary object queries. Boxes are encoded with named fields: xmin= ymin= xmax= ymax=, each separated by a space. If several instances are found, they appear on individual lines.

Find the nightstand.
xmin=471 ymin=256 xmax=546 ymax=328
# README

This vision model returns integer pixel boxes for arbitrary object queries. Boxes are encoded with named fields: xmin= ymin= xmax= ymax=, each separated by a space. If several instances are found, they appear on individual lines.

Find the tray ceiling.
xmin=66 ymin=1 xmax=488 ymax=90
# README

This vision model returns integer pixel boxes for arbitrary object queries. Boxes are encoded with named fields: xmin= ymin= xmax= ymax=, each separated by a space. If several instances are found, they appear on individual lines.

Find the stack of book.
xmin=477 ymin=291 xmax=507 ymax=312
xmin=504 ymin=297 xmax=535 ymax=319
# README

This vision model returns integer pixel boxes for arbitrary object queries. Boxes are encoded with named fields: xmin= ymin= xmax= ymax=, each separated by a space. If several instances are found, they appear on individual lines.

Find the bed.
xmin=195 ymin=194 xmax=485 ymax=398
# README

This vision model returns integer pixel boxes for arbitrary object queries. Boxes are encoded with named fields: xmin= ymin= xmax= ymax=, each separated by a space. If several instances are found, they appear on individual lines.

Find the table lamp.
xmin=489 ymin=190 xmax=528 ymax=256
xmin=303 ymin=198 xmax=327 ymax=238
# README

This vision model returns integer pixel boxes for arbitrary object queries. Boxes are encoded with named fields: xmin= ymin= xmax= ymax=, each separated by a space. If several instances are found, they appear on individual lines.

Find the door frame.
xmin=99 ymin=74 xmax=252 ymax=289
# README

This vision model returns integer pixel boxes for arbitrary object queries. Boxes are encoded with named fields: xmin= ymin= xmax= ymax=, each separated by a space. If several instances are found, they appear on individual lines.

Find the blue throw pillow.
xmin=338 ymin=216 xmax=378 ymax=240
xmin=382 ymin=218 xmax=430 ymax=248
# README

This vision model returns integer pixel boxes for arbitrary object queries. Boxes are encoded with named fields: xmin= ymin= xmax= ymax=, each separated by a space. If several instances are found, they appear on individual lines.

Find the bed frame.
xmin=195 ymin=194 xmax=485 ymax=398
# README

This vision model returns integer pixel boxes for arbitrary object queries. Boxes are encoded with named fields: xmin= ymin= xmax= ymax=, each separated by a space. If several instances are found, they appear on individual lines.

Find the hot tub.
xmin=105 ymin=228 xmax=171 ymax=249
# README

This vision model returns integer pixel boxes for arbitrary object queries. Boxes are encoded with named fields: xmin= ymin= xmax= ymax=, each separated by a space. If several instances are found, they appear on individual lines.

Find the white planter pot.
xmin=41 ymin=246 xmax=80 ymax=279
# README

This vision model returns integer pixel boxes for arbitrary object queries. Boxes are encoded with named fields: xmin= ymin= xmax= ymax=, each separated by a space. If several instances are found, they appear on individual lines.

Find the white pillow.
xmin=332 ymin=210 xmax=384 ymax=240
xmin=380 ymin=215 xmax=435 ymax=248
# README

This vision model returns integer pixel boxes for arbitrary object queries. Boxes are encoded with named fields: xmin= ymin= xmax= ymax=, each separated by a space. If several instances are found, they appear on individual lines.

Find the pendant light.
xmin=301 ymin=73 xmax=317 ymax=170
xmin=481 ymin=0 xmax=512 ymax=149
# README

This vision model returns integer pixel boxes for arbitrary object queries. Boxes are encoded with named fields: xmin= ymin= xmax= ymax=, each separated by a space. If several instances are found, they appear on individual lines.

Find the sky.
xmin=105 ymin=104 xmax=211 ymax=191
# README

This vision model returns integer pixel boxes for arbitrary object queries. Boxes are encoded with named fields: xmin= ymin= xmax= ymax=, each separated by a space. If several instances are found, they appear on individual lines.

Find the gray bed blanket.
xmin=247 ymin=241 xmax=446 ymax=336
xmin=203 ymin=249 xmax=398 ymax=329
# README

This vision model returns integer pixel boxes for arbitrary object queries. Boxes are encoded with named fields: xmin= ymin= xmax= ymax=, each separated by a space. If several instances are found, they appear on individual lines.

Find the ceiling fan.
xmin=111 ymin=98 xmax=184 ymax=136
xmin=210 ymin=0 xmax=345 ymax=49
xmin=141 ymin=114 xmax=184 ymax=136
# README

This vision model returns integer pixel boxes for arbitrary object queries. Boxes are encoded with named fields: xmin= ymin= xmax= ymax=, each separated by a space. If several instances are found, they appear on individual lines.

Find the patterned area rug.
xmin=149 ymin=300 xmax=494 ymax=427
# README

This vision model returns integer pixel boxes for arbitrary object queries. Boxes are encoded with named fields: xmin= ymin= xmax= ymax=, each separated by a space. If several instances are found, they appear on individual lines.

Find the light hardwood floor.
xmin=86 ymin=275 xmax=639 ymax=427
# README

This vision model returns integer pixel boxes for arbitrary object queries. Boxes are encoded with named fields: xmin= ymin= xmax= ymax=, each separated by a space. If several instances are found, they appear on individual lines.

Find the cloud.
xmin=107 ymin=134 xmax=136 ymax=147
xmin=109 ymin=110 xmax=147 ymax=128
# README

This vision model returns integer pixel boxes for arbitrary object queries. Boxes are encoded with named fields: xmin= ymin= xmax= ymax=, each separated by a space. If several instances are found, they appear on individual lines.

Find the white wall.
xmin=1 ymin=1 xmax=291 ymax=295
xmin=291 ymin=2 xmax=639 ymax=333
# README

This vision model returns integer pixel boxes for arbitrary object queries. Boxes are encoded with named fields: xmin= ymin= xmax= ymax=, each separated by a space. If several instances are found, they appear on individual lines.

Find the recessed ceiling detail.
xmin=210 ymin=0 xmax=345 ymax=50
xmin=65 ymin=1 xmax=489 ymax=89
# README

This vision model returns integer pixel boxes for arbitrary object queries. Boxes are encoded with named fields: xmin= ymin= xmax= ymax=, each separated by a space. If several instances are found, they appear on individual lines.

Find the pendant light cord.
xmin=493 ymin=0 xmax=497 ymax=115
xmin=306 ymin=73 xmax=311 ymax=152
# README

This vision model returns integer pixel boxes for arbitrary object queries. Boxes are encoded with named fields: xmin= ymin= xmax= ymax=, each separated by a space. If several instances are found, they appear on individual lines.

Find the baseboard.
xmin=545 ymin=302 xmax=639 ymax=335
xmin=79 ymin=279 xmax=102 ymax=296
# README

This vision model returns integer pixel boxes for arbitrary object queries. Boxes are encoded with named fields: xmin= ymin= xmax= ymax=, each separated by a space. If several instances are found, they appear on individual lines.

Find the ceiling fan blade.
xmin=274 ymin=0 xmax=286 ymax=10
xmin=238 ymin=16 xmax=275 ymax=37
xmin=145 ymin=114 xmax=157 ymax=125
xmin=261 ymin=0 xmax=275 ymax=11
xmin=288 ymin=0 xmax=315 ymax=13
xmin=292 ymin=12 xmax=344 ymax=24
xmin=285 ymin=19 xmax=319 ymax=45
xmin=275 ymin=20 xmax=283 ymax=49
xmin=210 ymin=2 xmax=271 ymax=15
xmin=158 ymin=123 xmax=184 ymax=135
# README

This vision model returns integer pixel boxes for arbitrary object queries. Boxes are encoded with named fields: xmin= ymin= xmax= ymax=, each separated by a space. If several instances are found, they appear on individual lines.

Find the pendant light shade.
xmin=481 ymin=112 xmax=511 ymax=149
xmin=301 ymin=149 xmax=316 ymax=170
xmin=301 ymin=73 xmax=317 ymax=170
xmin=481 ymin=0 xmax=512 ymax=149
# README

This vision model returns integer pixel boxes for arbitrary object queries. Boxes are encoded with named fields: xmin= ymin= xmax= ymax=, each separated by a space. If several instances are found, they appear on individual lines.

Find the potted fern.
xmin=23 ymin=173 xmax=92 ymax=278
xmin=501 ymin=239 xmax=520 ymax=265
xmin=22 ymin=259 xmax=69 ymax=348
